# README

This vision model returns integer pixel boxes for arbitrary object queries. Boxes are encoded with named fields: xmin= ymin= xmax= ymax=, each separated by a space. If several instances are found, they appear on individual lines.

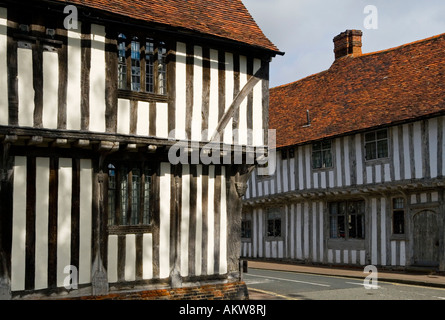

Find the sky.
xmin=243 ymin=0 xmax=445 ymax=88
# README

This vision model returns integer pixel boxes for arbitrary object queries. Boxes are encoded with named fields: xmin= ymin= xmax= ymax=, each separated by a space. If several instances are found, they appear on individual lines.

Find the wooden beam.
xmin=209 ymin=64 xmax=267 ymax=143
xmin=0 ymin=142 xmax=13 ymax=299
xmin=28 ymin=136 xmax=43 ymax=146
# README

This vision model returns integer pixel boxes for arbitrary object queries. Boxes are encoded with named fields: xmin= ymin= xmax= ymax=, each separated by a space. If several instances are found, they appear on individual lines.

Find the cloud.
xmin=243 ymin=0 xmax=445 ymax=87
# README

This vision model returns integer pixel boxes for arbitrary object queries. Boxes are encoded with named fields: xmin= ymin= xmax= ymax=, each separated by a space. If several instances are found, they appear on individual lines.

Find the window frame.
xmin=107 ymin=161 xmax=156 ymax=235
xmin=312 ymin=140 xmax=333 ymax=170
xmin=241 ymin=211 xmax=253 ymax=240
xmin=329 ymin=200 xmax=365 ymax=240
xmin=116 ymin=30 xmax=168 ymax=102
xmin=265 ymin=207 xmax=283 ymax=240
xmin=392 ymin=197 xmax=406 ymax=236
xmin=364 ymin=129 xmax=389 ymax=161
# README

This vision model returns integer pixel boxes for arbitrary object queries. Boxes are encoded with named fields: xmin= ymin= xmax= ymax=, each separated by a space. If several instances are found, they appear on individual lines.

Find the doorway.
xmin=413 ymin=210 xmax=440 ymax=267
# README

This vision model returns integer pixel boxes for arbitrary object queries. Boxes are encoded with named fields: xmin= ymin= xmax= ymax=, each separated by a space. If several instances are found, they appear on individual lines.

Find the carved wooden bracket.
xmin=234 ymin=164 xmax=255 ymax=198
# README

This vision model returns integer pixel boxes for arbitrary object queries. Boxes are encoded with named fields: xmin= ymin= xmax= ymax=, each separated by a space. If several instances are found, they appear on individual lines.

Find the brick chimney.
xmin=333 ymin=30 xmax=363 ymax=60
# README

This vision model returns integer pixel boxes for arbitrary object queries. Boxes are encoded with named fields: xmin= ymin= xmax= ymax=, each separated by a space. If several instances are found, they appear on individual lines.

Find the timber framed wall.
xmin=0 ymin=3 xmax=270 ymax=147
xmin=0 ymin=1 xmax=275 ymax=299
xmin=243 ymin=116 xmax=445 ymax=271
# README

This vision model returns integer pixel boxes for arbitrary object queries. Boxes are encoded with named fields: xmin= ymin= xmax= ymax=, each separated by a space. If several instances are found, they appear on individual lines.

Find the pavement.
xmin=245 ymin=260 xmax=445 ymax=300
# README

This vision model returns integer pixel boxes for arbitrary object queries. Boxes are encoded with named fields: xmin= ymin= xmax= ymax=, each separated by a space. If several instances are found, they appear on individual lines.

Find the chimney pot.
xmin=333 ymin=30 xmax=363 ymax=60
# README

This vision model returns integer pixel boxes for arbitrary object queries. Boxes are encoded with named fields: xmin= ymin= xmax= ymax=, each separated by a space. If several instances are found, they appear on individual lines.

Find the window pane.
xmin=131 ymin=169 xmax=141 ymax=225
xmin=312 ymin=151 xmax=322 ymax=169
xmin=131 ymin=39 xmax=141 ymax=92
xmin=329 ymin=203 xmax=338 ymax=215
xmin=365 ymin=142 xmax=377 ymax=160
xmin=323 ymin=150 xmax=333 ymax=168
xmin=313 ymin=142 xmax=322 ymax=151
xmin=242 ymin=221 xmax=252 ymax=238
xmin=349 ymin=214 xmax=357 ymax=238
xmin=330 ymin=201 xmax=365 ymax=239
xmin=322 ymin=140 xmax=331 ymax=150
xmin=158 ymin=43 xmax=167 ymax=95
xmin=108 ymin=165 xmax=116 ymax=226
xmin=330 ymin=210 xmax=346 ymax=239
xmin=330 ymin=216 xmax=338 ymax=238
xmin=377 ymin=140 xmax=388 ymax=158
xmin=274 ymin=219 xmax=281 ymax=237
xmin=121 ymin=169 xmax=128 ymax=225
xmin=337 ymin=215 xmax=345 ymax=238
xmin=377 ymin=129 xmax=388 ymax=140
xmin=118 ymin=34 xmax=127 ymax=90
xmin=393 ymin=198 xmax=404 ymax=209
xmin=348 ymin=202 xmax=357 ymax=215
xmin=267 ymin=220 xmax=275 ymax=237
xmin=393 ymin=211 xmax=405 ymax=234
xmin=267 ymin=209 xmax=281 ymax=237
xmin=365 ymin=132 xmax=376 ymax=142
xmin=143 ymin=171 xmax=151 ymax=225
xmin=146 ymin=40 xmax=155 ymax=93
xmin=356 ymin=214 xmax=365 ymax=239
xmin=339 ymin=202 xmax=347 ymax=215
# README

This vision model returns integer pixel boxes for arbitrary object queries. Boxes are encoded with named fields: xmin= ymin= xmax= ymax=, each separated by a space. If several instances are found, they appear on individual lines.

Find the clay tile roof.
xmin=52 ymin=0 xmax=281 ymax=54
xmin=270 ymin=33 xmax=445 ymax=148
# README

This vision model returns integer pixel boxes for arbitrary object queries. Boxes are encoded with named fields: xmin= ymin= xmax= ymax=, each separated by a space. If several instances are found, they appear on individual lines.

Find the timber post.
xmin=170 ymin=164 xmax=183 ymax=289
xmin=91 ymin=142 xmax=118 ymax=296
xmin=227 ymin=164 xmax=255 ymax=279
xmin=0 ymin=141 xmax=13 ymax=300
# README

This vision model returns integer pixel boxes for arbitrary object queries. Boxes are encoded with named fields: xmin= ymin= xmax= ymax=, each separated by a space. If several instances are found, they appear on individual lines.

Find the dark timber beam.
xmin=209 ymin=64 xmax=267 ymax=143
xmin=226 ymin=164 xmax=255 ymax=279
xmin=0 ymin=142 xmax=13 ymax=299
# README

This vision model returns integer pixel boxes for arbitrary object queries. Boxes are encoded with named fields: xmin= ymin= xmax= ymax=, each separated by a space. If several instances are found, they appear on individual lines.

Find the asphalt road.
xmin=245 ymin=268 xmax=445 ymax=300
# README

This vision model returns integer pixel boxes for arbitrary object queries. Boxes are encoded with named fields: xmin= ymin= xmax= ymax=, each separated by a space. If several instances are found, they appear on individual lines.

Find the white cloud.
xmin=243 ymin=0 xmax=445 ymax=87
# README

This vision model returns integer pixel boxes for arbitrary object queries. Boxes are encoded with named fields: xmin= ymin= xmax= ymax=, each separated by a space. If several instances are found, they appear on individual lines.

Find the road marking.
xmin=245 ymin=273 xmax=331 ymax=287
xmin=249 ymin=288 xmax=300 ymax=300
xmin=346 ymin=281 xmax=381 ymax=289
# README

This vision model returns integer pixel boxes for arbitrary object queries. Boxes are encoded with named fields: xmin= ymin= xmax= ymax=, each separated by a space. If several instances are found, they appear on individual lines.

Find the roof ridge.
xmin=269 ymin=31 xmax=445 ymax=148
xmin=271 ymin=69 xmax=329 ymax=90
xmin=272 ymin=32 xmax=445 ymax=91
xmin=359 ymin=32 xmax=445 ymax=58
xmin=47 ymin=0 xmax=282 ymax=54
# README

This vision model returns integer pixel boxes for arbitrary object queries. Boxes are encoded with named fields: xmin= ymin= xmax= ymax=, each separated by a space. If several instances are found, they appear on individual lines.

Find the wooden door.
xmin=413 ymin=210 xmax=440 ymax=267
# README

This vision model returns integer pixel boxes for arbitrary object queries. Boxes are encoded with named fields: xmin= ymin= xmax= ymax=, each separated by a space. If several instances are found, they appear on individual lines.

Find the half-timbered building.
xmin=242 ymin=30 xmax=445 ymax=272
xmin=0 ymin=0 xmax=282 ymax=299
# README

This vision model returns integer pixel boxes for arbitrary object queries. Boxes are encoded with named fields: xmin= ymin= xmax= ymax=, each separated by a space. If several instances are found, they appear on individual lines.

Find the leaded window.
xmin=118 ymin=34 xmax=127 ymax=90
xmin=117 ymin=33 xmax=167 ymax=96
xmin=108 ymin=164 xmax=153 ymax=227
xmin=330 ymin=200 xmax=365 ymax=239
xmin=365 ymin=129 xmax=389 ymax=160
xmin=131 ymin=37 xmax=141 ymax=92
xmin=312 ymin=140 xmax=333 ymax=169
xmin=267 ymin=208 xmax=282 ymax=238
xmin=392 ymin=198 xmax=405 ymax=235
xmin=241 ymin=212 xmax=252 ymax=239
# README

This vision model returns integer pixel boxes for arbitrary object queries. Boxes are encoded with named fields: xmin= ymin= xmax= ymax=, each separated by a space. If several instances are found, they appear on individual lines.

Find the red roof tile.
xmin=51 ymin=0 xmax=281 ymax=54
xmin=270 ymin=33 xmax=445 ymax=148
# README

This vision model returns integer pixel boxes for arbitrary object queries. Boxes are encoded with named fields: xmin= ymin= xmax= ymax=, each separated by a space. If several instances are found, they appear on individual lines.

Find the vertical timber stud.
xmin=91 ymin=155 xmax=108 ymax=295
xmin=105 ymin=27 xmax=118 ymax=133
xmin=167 ymin=42 xmax=176 ymax=135
xmin=0 ymin=142 xmax=13 ymax=299
xmin=58 ymin=26 xmax=68 ymax=130
xmin=227 ymin=165 xmax=254 ymax=278
xmin=91 ymin=144 xmax=118 ymax=296
xmin=80 ymin=22 xmax=91 ymax=131
xmin=170 ymin=164 xmax=182 ymax=288
xmin=7 ymin=9 xmax=18 ymax=126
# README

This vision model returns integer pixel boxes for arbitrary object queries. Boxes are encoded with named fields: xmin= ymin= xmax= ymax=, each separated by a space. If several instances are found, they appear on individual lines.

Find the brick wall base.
xmin=65 ymin=281 xmax=249 ymax=300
